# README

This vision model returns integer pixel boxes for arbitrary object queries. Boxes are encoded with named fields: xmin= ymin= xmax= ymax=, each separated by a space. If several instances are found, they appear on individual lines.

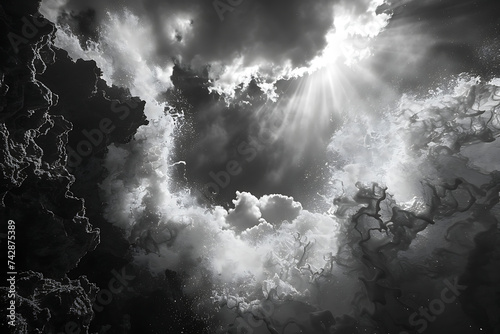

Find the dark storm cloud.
xmin=369 ymin=0 xmax=500 ymax=91
xmin=44 ymin=0 xmax=336 ymax=73
xmin=58 ymin=8 xmax=99 ymax=47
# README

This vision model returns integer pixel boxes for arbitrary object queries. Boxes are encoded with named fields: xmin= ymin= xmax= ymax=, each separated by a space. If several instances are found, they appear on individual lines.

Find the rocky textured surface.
xmin=0 ymin=0 xmax=100 ymax=278
xmin=0 ymin=0 xmax=147 ymax=332
xmin=0 ymin=271 xmax=98 ymax=333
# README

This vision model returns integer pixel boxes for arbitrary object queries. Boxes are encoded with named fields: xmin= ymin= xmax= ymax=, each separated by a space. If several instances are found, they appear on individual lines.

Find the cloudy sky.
xmin=37 ymin=0 xmax=500 ymax=332
xmin=40 ymin=0 xmax=500 ymax=210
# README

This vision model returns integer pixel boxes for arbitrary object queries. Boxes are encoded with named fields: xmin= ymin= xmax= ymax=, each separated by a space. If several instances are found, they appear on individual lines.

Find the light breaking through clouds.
xmin=32 ymin=0 xmax=500 ymax=332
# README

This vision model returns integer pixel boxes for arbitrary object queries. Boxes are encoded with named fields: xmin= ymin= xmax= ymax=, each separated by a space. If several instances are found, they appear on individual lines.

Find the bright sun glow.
xmin=296 ymin=0 xmax=391 ymax=74
xmin=255 ymin=0 xmax=392 ymax=174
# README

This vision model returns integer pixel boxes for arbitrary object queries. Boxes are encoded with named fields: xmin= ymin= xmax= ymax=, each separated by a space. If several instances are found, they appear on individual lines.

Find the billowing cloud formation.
xmin=41 ymin=0 xmax=336 ymax=80
xmin=259 ymin=193 xmax=302 ymax=225
xmin=41 ymin=0 xmax=394 ymax=93
xmin=227 ymin=192 xmax=303 ymax=232
xmin=100 ymin=166 xmax=340 ymax=299
xmin=227 ymin=191 xmax=263 ymax=232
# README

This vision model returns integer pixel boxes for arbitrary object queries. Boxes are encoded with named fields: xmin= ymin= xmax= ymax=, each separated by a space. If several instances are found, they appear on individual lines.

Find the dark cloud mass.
xmin=369 ymin=0 xmax=500 ymax=91
xmin=45 ymin=0 xmax=336 ymax=73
